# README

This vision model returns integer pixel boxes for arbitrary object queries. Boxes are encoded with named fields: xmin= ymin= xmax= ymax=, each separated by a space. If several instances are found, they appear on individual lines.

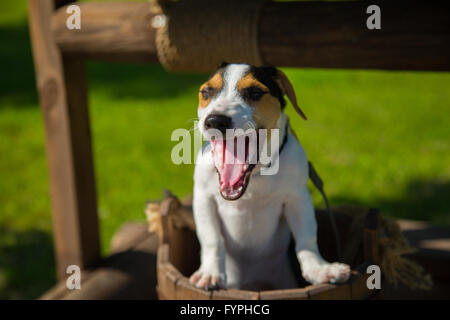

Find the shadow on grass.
xmin=0 ymin=22 xmax=207 ymax=108
xmin=0 ymin=227 xmax=56 ymax=299
xmin=330 ymin=179 xmax=450 ymax=226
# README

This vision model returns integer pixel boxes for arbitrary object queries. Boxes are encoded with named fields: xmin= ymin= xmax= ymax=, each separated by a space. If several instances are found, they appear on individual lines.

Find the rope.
xmin=150 ymin=0 xmax=265 ymax=73
xmin=333 ymin=205 xmax=433 ymax=290
xmin=378 ymin=218 xmax=433 ymax=290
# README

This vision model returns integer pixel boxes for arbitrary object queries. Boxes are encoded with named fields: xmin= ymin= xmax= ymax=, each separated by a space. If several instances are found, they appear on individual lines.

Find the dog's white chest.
xmin=214 ymin=188 xmax=286 ymax=255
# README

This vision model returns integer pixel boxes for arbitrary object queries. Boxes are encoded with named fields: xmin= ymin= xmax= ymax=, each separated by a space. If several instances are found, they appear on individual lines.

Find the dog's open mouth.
xmin=210 ymin=136 xmax=257 ymax=201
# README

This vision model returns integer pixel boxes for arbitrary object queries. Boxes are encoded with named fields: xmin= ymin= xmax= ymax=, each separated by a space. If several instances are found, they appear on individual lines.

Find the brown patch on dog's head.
xmin=274 ymin=69 xmax=307 ymax=120
xmin=198 ymin=72 xmax=223 ymax=109
xmin=247 ymin=65 xmax=307 ymax=122
xmin=198 ymin=63 xmax=306 ymax=123
xmin=198 ymin=62 xmax=228 ymax=109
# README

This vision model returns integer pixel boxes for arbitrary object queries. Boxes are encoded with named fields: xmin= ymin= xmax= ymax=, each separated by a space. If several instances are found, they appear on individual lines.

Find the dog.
xmin=190 ymin=63 xmax=350 ymax=290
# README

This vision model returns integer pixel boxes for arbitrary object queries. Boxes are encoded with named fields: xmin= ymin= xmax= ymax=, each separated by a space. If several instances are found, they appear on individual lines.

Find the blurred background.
xmin=0 ymin=0 xmax=449 ymax=299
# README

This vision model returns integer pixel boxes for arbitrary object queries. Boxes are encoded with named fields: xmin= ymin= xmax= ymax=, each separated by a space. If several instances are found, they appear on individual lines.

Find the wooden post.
xmin=28 ymin=0 xmax=100 ymax=279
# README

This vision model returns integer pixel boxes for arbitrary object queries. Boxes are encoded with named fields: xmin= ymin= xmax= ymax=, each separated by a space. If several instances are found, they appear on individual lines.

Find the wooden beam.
xmin=51 ymin=1 xmax=450 ymax=70
xmin=260 ymin=1 xmax=450 ymax=71
xmin=28 ymin=0 xmax=100 ymax=279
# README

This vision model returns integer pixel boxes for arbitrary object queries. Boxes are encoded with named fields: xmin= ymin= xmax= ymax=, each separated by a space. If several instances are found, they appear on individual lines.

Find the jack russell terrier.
xmin=190 ymin=63 xmax=350 ymax=290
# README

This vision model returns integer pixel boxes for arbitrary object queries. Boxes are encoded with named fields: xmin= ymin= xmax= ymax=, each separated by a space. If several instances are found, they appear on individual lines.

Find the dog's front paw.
xmin=303 ymin=262 xmax=351 ymax=285
xmin=189 ymin=268 xmax=225 ymax=290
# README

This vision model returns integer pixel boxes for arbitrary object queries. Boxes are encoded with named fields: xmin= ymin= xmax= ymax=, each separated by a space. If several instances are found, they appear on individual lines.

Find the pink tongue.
xmin=211 ymin=139 xmax=245 ymax=187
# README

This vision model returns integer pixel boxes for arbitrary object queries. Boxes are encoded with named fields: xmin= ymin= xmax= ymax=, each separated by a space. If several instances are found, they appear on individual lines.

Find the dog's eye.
xmin=243 ymin=86 xmax=267 ymax=101
xmin=200 ymin=87 xmax=215 ymax=100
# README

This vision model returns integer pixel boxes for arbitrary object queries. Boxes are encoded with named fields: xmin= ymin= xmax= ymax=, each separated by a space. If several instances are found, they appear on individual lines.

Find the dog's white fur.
xmin=191 ymin=64 xmax=350 ymax=290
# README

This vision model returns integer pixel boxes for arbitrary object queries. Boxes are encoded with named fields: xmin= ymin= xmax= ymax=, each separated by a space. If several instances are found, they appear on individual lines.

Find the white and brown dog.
xmin=190 ymin=63 xmax=350 ymax=290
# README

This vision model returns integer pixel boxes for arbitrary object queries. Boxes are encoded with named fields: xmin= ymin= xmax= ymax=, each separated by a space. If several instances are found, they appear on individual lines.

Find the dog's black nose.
xmin=204 ymin=114 xmax=232 ymax=134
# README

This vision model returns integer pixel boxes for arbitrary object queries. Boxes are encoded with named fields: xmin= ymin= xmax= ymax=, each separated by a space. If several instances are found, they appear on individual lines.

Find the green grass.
xmin=0 ymin=1 xmax=449 ymax=299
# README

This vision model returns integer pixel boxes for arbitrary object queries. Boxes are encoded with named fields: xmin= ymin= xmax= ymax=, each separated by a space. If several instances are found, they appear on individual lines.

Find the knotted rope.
xmin=335 ymin=205 xmax=433 ymax=290
xmin=150 ymin=0 xmax=265 ymax=73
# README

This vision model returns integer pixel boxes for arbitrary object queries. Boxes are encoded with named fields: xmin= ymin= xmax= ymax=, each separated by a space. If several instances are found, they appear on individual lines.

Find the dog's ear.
xmin=275 ymin=70 xmax=307 ymax=120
